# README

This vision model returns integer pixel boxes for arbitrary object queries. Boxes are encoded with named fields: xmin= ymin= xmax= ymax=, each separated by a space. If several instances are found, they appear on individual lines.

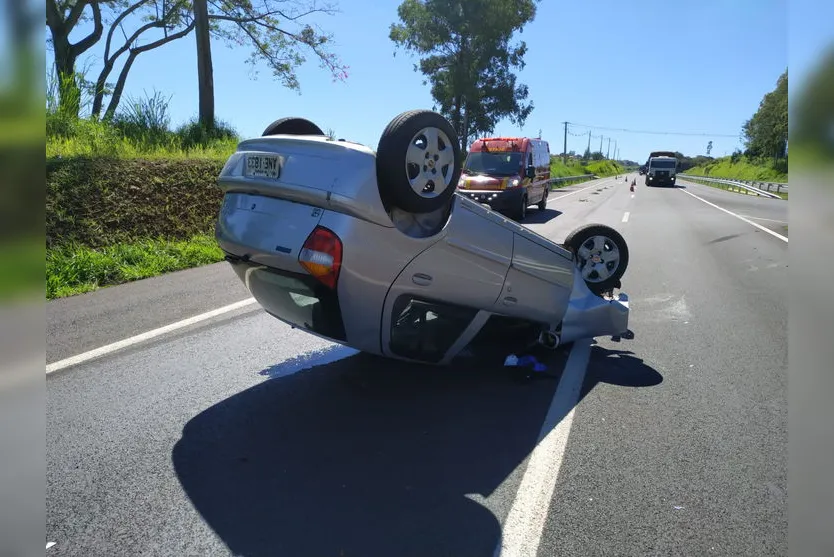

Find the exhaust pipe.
xmin=537 ymin=330 xmax=561 ymax=350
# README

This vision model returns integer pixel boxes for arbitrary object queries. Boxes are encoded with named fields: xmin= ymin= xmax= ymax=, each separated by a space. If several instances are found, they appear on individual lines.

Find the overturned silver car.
xmin=215 ymin=110 xmax=630 ymax=365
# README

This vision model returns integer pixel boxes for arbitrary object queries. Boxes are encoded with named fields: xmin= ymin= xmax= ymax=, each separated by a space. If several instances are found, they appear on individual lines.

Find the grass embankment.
xmin=684 ymin=155 xmax=787 ymax=182
xmin=683 ymin=155 xmax=788 ymax=199
xmin=47 ymin=151 xmax=229 ymax=299
xmin=549 ymin=157 xmax=625 ymax=188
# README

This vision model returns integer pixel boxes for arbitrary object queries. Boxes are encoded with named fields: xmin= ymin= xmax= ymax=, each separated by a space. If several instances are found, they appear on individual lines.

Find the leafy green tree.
xmin=389 ymin=0 xmax=537 ymax=150
xmin=742 ymin=70 xmax=788 ymax=162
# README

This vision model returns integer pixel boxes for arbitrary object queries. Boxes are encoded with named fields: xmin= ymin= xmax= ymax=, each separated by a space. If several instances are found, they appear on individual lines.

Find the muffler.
xmin=537 ymin=330 xmax=561 ymax=350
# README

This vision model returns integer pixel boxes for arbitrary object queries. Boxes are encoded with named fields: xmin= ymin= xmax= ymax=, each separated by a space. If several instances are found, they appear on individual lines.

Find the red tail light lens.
xmin=298 ymin=226 xmax=343 ymax=289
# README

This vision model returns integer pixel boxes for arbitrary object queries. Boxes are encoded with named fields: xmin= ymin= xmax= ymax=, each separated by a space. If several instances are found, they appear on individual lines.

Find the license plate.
xmin=244 ymin=154 xmax=282 ymax=179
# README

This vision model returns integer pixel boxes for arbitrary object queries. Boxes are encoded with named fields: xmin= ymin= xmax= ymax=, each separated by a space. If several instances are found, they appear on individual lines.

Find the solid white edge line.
xmin=547 ymin=179 xmax=607 ymax=202
xmin=47 ymin=542 xmax=56 ymax=549
xmin=622 ymin=211 xmax=630 ymax=223
xmin=680 ymin=188 xmax=788 ymax=243
xmin=738 ymin=215 xmax=788 ymax=224
xmin=46 ymin=298 xmax=258 ymax=374
xmin=497 ymin=339 xmax=592 ymax=557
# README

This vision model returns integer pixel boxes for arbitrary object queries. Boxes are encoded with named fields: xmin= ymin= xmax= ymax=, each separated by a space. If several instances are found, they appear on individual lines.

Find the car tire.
xmin=538 ymin=189 xmax=548 ymax=211
xmin=513 ymin=195 xmax=528 ymax=221
xmin=262 ymin=117 xmax=325 ymax=137
xmin=564 ymin=223 xmax=629 ymax=295
xmin=376 ymin=110 xmax=461 ymax=214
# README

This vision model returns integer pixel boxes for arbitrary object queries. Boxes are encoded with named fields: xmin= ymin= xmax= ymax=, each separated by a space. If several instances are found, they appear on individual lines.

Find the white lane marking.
xmin=46 ymin=298 xmax=258 ymax=374
xmin=738 ymin=215 xmax=788 ymax=224
xmin=680 ymin=189 xmax=788 ymax=243
xmin=47 ymin=542 xmax=56 ymax=549
xmin=548 ymin=180 xmax=609 ymax=202
xmin=631 ymin=193 xmax=635 ymax=199
xmin=622 ymin=211 xmax=630 ymax=223
xmin=498 ymin=339 xmax=592 ymax=557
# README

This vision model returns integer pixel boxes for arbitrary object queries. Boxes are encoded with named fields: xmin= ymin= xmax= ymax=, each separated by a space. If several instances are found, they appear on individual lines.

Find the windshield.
xmin=464 ymin=152 xmax=524 ymax=176
xmin=650 ymin=159 xmax=677 ymax=169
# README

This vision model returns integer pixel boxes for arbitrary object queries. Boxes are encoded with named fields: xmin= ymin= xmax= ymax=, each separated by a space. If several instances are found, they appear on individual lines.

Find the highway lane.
xmin=531 ymin=175 xmax=787 ymax=556
xmin=674 ymin=177 xmax=788 ymax=237
xmin=46 ymin=173 xmax=787 ymax=556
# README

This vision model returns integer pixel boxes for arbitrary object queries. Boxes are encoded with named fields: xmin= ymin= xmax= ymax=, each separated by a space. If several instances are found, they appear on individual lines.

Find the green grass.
xmin=47 ymin=118 xmax=238 ymax=160
xmin=685 ymin=155 xmax=788 ymax=182
xmin=46 ymin=234 xmax=225 ymax=300
xmin=548 ymin=157 xmax=625 ymax=188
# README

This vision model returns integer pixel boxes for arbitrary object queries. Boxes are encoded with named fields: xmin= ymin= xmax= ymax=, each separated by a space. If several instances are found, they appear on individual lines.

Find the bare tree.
xmin=90 ymin=0 xmax=195 ymax=119
xmin=194 ymin=0 xmax=350 ymax=130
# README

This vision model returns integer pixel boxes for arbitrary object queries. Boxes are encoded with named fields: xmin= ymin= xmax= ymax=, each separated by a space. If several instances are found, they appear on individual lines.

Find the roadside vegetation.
xmin=46 ymin=88 xmax=233 ymax=299
xmin=680 ymin=70 xmax=789 ymax=185
xmin=549 ymin=157 xmax=625 ymax=188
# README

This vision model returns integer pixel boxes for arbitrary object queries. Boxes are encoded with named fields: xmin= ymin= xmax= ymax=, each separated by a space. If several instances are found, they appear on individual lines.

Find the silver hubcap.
xmin=405 ymin=127 xmax=455 ymax=198
xmin=576 ymin=235 xmax=621 ymax=282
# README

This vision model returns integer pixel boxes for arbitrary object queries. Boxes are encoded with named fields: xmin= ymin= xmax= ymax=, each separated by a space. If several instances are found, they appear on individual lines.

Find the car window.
xmin=389 ymin=296 xmax=478 ymax=363
xmin=464 ymin=152 xmax=523 ymax=176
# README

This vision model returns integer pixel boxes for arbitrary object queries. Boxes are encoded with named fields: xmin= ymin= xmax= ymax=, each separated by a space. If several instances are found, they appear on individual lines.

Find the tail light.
xmin=298 ymin=226 xmax=343 ymax=289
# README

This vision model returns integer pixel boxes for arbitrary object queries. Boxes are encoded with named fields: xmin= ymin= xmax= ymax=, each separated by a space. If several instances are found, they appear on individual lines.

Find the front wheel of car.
xmin=564 ymin=223 xmax=629 ymax=295
xmin=538 ymin=189 xmax=548 ymax=211
xmin=376 ymin=110 xmax=461 ymax=214
xmin=262 ymin=117 xmax=325 ymax=136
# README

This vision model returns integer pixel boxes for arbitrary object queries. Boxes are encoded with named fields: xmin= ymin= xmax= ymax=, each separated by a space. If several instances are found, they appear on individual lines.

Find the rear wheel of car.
xmin=376 ymin=110 xmax=461 ymax=214
xmin=563 ymin=224 xmax=629 ymax=295
xmin=262 ymin=117 xmax=325 ymax=137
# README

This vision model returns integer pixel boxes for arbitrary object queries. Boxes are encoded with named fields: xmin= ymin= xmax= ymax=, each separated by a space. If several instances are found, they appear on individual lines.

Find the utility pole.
xmin=599 ymin=135 xmax=603 ymax=154
xmin=586 ymin=130 xmax=591 ymax=155
xmin=562 ymin=121 xmax=568 ymax=164
xmin=614 ymin=140 xmax=617 ymax=160
xmin=607 ymin=138 xmax=611 ymax=159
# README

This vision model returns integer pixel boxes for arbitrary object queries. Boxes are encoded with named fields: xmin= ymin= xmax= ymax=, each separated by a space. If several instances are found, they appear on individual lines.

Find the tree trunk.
xmin=194 ymin=0 xmax=215 ymax=130
xmin=103 ymin=51 xmax=139 ymax=121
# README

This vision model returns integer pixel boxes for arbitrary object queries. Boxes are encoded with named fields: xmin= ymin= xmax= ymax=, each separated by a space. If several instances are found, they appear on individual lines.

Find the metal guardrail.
xmin=678 ymin=174 xmax=786 ymax=199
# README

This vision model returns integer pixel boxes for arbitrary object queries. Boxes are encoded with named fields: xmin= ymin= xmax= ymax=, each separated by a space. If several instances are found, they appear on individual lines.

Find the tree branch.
xmin=103 ymin=18 xmax=196 ymax=119
xmin=104 ymin=0 xmax=153 ymax=61
xmin=72 ymin=1 xmax=103 ymax=54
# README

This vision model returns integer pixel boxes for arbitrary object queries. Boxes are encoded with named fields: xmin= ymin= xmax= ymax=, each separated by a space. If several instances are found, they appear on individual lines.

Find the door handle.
xmin=412 ymin=273 xmax=433 ymax=286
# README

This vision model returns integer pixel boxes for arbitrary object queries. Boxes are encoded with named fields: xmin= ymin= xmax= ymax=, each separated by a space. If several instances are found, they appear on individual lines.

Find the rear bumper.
xmin=457 ymin=187 xmax=526 ymax=212
xmin=559 ymin=267 xmax=630 ymax=344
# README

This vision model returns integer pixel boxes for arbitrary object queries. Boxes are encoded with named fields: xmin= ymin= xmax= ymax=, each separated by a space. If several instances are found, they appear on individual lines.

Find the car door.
xmin=380 ymin=195 xmax=514 ymax=363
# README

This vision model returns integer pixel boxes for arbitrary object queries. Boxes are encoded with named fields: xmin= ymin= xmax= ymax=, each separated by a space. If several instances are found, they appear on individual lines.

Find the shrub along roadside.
xmin=47 ymin=157 xmax=225 ymax=249
xmin=47 ymin=156 xmax=227 ymax=299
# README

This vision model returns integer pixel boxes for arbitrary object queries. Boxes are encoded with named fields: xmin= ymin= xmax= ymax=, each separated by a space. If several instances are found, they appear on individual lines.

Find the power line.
xmin=567 ymin=122 xmax=741 ymax=138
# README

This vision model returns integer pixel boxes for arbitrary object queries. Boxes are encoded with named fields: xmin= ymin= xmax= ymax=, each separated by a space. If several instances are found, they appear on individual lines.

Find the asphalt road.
xmin=46 ymin=175 xmax=788 ymax=556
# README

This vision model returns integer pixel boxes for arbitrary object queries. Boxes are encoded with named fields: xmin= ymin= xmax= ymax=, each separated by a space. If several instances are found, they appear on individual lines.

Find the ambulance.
xmin=457 ymin=136 xmax=552 ymax=221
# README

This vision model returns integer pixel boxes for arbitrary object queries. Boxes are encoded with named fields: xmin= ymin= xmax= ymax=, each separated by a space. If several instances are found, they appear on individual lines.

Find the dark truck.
xmin=644 ymin=151 xmax=678 ymax=187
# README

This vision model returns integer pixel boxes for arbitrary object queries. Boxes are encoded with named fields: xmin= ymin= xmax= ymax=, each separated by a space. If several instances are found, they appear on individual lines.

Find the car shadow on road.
xmin=522 ymin=207 xmax=562 ymax=224
xmin=172 ymin=344 xmax=662 ymax=557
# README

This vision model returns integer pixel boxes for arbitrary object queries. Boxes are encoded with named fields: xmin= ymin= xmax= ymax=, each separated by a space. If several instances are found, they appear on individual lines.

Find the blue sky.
xmin=45 ymin=0 xmax=796 ymax=162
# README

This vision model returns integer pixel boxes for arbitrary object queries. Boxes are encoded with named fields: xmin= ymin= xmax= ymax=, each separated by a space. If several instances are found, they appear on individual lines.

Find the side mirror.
xmin=525 ymin=165 xmax=536 ymax=179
